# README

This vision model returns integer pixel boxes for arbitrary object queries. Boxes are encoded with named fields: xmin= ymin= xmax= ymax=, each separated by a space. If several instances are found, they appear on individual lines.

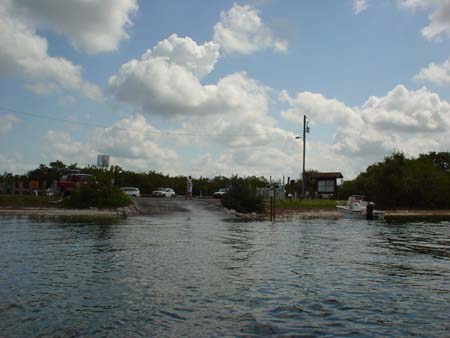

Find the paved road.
xmin=133 ymin=196 xmax=228 ymax=216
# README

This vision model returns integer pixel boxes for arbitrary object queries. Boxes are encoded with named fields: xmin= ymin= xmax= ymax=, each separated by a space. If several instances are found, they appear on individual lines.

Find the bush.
xmin=63 ymin=183 xmax=131 ymax=209
xmin=221 ymin=176 xmax=265 ymax=213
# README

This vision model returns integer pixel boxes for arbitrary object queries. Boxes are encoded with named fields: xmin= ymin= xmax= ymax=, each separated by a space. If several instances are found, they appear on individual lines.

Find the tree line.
xmin=0 ymin=160 xmax=269 ymax=197
xmin=3 ymin=151 xmax=450 ymax=210
xmin=339 ymin=152 xmax=450 ymax=209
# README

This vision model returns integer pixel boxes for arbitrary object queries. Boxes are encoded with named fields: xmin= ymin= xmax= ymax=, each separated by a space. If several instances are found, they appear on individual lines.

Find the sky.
xmin=1 ymin=0 xmax=450 ymax=180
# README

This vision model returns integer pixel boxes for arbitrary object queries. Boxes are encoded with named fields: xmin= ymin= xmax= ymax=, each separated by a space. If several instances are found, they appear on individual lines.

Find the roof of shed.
xmin=309 ymin=172 xmax=343 ymax=179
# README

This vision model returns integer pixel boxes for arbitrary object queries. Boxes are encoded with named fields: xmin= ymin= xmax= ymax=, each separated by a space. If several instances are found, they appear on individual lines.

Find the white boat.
xmin=336 ymin=195 xmax=384 ymax=220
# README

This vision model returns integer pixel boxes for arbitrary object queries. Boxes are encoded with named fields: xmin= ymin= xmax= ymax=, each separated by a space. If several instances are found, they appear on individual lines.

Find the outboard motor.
xmin=366 ymin=203 xmax=374 ymax=220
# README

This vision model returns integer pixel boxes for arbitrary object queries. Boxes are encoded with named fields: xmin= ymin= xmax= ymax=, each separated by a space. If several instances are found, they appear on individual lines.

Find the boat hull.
xmin=336 ymin=205 xmax=384 ymax=220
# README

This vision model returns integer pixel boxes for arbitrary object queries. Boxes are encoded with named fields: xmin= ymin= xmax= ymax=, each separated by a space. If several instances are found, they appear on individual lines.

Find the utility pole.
xmin=295 ymin=115 xmax=310 ymax=199
xmin=302 ymin=115 xmax=306 ymax=198
xmin=301 ymin=115 xmax=310 ymax=198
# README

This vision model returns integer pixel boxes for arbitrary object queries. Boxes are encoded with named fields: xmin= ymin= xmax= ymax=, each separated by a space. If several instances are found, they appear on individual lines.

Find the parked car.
xmin=152 ymin=187 xmax=176 ymax=198
xmin=59 ymin=174 xmax=95 ymax=196
xmin=120 ymin=187 xmax=141 ymax=197
xmin=213 ymin=188 xmax=229 ymax=198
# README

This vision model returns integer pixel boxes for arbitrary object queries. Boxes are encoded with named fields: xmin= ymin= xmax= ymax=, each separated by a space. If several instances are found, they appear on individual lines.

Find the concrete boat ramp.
xmin=133 ymin=196 xmax=232 ymax=217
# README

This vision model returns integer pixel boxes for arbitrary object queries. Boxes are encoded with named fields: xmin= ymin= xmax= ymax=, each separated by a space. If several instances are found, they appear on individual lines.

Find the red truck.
xmin=59 ymin=174 xmax=95 ymax=196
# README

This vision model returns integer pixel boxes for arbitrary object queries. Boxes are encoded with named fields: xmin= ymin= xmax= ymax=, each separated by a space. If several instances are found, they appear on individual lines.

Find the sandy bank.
xmin=0 ymin=205 xmax=139 ymax=218
xmin=266 ymin=209 xmax=339 ymax=220
xmin=2 ymin=201 xmax=450 ymax=221
xmin=0 ymin=208 xmax=118 ymax=217
xmin=384 ymin=210 xmax=450 ymax=220
xmin=272 ymin=208 xmax=450 ymax=221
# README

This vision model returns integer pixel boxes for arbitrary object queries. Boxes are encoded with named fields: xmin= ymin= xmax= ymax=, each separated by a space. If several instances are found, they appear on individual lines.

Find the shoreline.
xmin=1 ymin=205 xmax=450 ymax=221
xmin=384 ymin=209 xmax=450 ymax=221
xmin=270 ymin=208 xmax=450 ymax=220
xmin=0 ymin=205 xmax=139 ymax=218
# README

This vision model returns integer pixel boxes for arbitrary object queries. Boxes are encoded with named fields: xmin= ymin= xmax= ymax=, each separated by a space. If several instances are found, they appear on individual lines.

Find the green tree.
xmin=49 ymin=160 xmax=66 ymax=169
xmin=419 ymin=152 xmax=450 ymax=171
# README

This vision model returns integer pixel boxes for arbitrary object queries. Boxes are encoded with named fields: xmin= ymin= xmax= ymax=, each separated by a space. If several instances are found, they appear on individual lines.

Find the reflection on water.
xmin=20 ymin=213 xmax=123 ymax=226
xmin=375 ymin=221 xmax=450 ymax=259
xmin=0 ymin=215 xmax=449 ymax=337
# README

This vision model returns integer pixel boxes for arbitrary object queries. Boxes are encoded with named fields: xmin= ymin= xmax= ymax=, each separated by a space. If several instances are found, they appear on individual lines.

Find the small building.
xmin=309 ymin=172 xmax=343 ymax=198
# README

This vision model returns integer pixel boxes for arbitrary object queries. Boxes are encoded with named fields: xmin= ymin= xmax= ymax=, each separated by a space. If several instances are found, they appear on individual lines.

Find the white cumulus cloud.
xmin=353 ymin=0 xmax=369 ymax=14
xmin=149 ymin=34 xmax=220 ymax=78
xmin=189 ymin=146 xmax=297 ymax=178
xmin=362 ymin=85 xmax=450 ymax=132
xmin=213 ymin=3 xmax=288 ymax=54
xmin=108 ymin=34 xmax=295 ymax=152
xmin=0 ymin=1 xmax=103 ymax=101
xmin=92 ymin=115 xmax=176 ymax=163
xmin=281 ymin=85 xmax=450 ymax=164
xmin=109 ymin=35 xmax=268 ymax=119
xmin=279 ymin=90 xmax=361 ymax=126
xmin=106 ymin=33 xmax=306 ymax=176
xmin=399 ymin=0 xmax=450 ymax=41
xmin=7 ymin=0 xmax=138 ymax=54
xmin=414 ymin=57 xmax=450 ymax=86
xmin=44 ymin=115 xmax=178 ymax=172
xmin=23 ymin=82 xmax=60 ymax=96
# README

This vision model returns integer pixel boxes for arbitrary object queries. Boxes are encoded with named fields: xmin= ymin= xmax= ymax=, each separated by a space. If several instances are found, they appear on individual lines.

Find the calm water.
xmin=1 ymin=213 xmax=449 ymax=337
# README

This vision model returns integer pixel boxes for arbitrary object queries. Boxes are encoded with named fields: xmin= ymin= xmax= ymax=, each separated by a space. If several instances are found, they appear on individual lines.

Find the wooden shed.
xmin=309 ymin=172 xmax=343 ymax=198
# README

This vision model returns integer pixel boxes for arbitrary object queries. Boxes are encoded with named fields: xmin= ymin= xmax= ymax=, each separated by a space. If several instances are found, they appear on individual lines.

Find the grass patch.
xmin=275 ymin=199 xmax=339 ymax=210
xmin=0 ymin=194 xmax=61 ymax=208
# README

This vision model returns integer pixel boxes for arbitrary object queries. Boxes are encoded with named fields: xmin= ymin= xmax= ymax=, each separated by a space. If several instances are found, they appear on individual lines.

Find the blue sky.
xmin=1 ymin=0 xmax=450 ymax=179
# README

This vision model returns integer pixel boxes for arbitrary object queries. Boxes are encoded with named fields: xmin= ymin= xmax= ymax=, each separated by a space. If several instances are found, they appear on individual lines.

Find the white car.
xmin=152 ymin=187 xmax=176 ymax=198
xmin=120 ymin=187 xmax=141 ymax=197
xmin=213 ymin=188 xmax=229 ymax=198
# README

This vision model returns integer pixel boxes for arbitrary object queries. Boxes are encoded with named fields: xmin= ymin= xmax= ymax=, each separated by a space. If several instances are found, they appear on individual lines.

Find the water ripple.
xmin=0 ymin=216 xmax=449 ymax=336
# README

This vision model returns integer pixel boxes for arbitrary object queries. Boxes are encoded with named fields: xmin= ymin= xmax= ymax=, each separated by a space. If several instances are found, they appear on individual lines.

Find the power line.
xmin=1 ymin=106 xmax=119 ymax=131
xmin=0 ymin=105 xmax=280 ymax=138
